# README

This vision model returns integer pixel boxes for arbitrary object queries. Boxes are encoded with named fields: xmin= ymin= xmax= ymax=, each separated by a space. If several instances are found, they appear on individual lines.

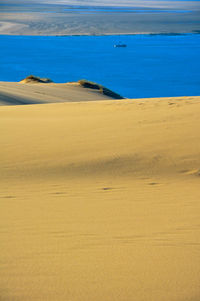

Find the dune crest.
xmin=78 ymin=79 xmax=124 ymax=99
xmin=0 ymin=79 xmax=124 ymax=106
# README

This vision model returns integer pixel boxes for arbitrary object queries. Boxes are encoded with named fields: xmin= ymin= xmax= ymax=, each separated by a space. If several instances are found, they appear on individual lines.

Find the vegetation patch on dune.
xmin=20 ymin=75 xmax=53 ymax=84
xmin=78 ymin=79 xmax=124 ymax=99
xmin=19 ymin=76 xmax=124 ymax=99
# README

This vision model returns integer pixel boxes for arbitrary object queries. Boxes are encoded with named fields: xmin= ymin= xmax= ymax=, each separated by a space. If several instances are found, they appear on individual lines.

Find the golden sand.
xmin=0 ymin=95 xmax=200 ymax=301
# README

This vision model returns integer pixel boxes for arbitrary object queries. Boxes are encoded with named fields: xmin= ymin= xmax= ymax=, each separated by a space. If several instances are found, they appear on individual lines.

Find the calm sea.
xmin=0 ymin=34 xmax=200 ymax=98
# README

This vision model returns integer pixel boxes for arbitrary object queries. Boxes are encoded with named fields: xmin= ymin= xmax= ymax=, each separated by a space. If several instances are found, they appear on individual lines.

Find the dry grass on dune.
xmin=0 ymin=95 xmax=200 ymax=301
xmin=78 ymin=79 xmax=124 ymax=99
xmin=20 ymin=75 xmax=53 ymax=84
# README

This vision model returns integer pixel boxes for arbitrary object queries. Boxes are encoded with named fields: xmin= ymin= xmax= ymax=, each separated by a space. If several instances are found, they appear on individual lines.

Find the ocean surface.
xmin=0 ymin=34 xmax=200 ymax=98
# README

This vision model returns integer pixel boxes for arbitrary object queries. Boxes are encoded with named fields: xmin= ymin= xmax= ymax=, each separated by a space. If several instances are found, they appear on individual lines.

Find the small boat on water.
xmin=114 ymin=42 xmax=127 ymax=48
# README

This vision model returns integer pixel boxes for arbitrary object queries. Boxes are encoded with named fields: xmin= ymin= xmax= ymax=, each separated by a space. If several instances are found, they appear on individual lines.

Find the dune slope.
xmin=0 ymin=96 xmax=200 ymax=301
xmin=0 ymin=80 xmax=123 ymax=105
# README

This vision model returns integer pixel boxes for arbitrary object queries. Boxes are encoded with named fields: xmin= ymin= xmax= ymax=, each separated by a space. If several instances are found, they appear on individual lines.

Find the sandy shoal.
xmin=0 ymin=96 xmax=200 ymax=301
xmin=0 ymin=9 xmax=200 ymax=36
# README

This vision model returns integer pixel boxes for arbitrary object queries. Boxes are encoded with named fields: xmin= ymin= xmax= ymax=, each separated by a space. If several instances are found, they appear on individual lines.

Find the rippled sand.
xmin=0 ymin=93 xmax=200 ymax=300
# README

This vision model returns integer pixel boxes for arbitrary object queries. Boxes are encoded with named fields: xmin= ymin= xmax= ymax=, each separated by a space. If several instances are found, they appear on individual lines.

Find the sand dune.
xmin=0 ymin=80 xmax=123 ymax=105
xmin=0 ymin=88 xmax=200 ymax=301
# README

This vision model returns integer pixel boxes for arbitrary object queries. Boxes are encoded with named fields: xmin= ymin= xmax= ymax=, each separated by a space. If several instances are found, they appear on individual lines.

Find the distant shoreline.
xmin=0 ymin=31 xmax=200 ymax=37
xmin=1 ymin=6 xmax=199 ymax=36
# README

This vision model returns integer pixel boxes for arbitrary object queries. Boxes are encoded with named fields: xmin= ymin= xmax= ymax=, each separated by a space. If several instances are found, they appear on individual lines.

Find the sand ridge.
xmin=0 ymin=80 xmax=123 ymax=105
xmin=0 ymin=88 xmax=200 ymax=301
xmin=1 ymin=95 xmax=200 ymax=181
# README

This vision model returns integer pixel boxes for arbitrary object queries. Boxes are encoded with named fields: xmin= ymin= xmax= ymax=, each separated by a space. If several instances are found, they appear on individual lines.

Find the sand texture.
xmin=0 ymin=81 xmax=122 ymax=105
xmin=0 ymin=87 xmax=200 ymax=301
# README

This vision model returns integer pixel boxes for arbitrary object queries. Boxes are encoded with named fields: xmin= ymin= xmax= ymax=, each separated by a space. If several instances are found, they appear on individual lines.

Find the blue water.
xmin=0 ymin=34 xmax=200 ymax=98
